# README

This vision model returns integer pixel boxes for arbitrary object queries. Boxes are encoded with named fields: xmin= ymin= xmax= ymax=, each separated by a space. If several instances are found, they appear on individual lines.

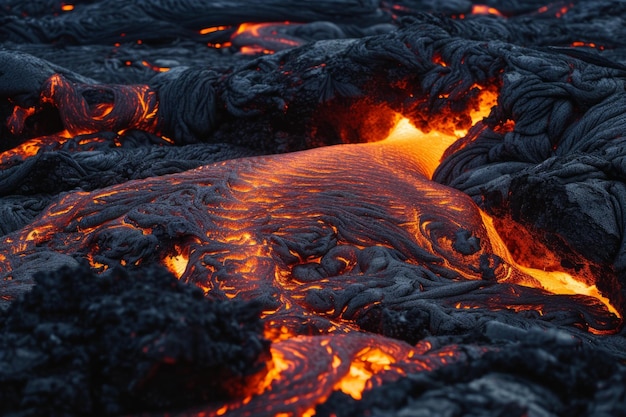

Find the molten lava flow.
xmin=381 ymin=99 xmax=618 ymax=320
xmin=480 ymin=213 xmax=619 ymax=322
xmin=230 ymin=22 xmax=303 ymax=54
xmin=0 ymin=88 xmax=619 ymax=337
xmin=384 ymin=87 xmax=498 ymax=179
xmin=0 ymin=74 xmax=621 ymax=415
xmin=2 ymin=74 xmax=159 ymax=163
xmin=181 ymin=333 xmax=469 ymax=417
xmin=471 ymin=5 xmax=504 ymax=17
xmin=41 ymin=74 xmax=159 ymax=136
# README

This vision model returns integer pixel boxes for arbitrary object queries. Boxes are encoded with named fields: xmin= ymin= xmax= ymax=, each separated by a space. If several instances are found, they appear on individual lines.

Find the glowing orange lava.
xmin=382 ymin=96 xmax=618 ymax=317
xmin=0 ymin=68 xmax=621 ymax=417
xmin=199 ymin=25 xmax=230 ymax=35
xmin=383 ymin=88 xmax=498 ymax=179
xmin=181 ymin=334 xmax=464 ymax=417
xmin=230 ymin=22 xmax=302 ymax=54
xmin=471 ymin=5 xmax=504 ymax=17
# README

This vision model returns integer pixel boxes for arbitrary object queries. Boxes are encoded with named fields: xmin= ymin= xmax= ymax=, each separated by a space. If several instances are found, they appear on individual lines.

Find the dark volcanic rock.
xmin=0 ymin=262 xmax=269 ymax=416
xmin=317 ymin=335 xmax=626 ymax=417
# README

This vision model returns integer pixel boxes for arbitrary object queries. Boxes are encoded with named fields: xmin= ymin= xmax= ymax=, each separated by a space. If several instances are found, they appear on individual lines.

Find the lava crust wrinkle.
xmin=0 ymin=137 xmax=617 ymax=335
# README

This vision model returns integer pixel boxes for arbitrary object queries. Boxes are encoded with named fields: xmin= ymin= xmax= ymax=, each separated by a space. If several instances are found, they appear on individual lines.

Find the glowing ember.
xmin=471 ymin=5 xmax=504 ymax=17
xmin=230 ymin=22 xmax=303 ymax=54
xmin=200 ymin=25 xmax=231 ymax=35
xmin=141 ymin=60 xmax=170 ymax=72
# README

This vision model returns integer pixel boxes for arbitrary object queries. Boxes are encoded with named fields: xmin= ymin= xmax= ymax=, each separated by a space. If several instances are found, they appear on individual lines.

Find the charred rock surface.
xmin=0 ymin=0 xmax=395 ymax=45
xmin=0 ymin=262 xmax=269 ymax=416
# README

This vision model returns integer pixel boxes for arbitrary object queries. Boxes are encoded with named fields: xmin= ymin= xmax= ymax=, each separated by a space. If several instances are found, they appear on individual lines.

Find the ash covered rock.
xmin=0 ymin=262 xmax=269 ymax=416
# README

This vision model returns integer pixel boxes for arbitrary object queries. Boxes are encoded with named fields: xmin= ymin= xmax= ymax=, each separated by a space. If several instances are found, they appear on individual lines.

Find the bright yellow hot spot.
xmin=380 ymin=88 xmax=618 ymax=320
xmin=258 ymin=348 xmax=291 ymax=395
xmin=334 ymin=347 xmax=397 ymax=400
xmin=479 ymin=212 xmax=619 ymax=318
xmin=383 ymin=89 xmax=498 ymax=179
xmin=162 ymin=252 xmax=189 ymax=279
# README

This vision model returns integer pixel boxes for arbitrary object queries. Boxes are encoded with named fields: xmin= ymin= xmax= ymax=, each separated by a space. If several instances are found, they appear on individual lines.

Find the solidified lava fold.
xmin=1 ymin=1 xmax=626 ymax=416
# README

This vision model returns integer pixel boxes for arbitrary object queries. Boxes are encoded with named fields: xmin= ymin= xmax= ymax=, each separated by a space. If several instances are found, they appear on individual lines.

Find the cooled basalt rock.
xmin=0 ymin=263 xmax=269 ymax=416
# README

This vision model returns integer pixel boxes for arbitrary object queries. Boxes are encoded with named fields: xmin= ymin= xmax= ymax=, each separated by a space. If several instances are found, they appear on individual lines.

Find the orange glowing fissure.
xmin=199 ymin=25 xmax=231 ymax=35
xmin=229 ymin=21 xmax=300 ymax=55
xmin=141 ymin=60 xmax=170 ymax=72
xmin=233 ymin=22 xmax=292 ymax=38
